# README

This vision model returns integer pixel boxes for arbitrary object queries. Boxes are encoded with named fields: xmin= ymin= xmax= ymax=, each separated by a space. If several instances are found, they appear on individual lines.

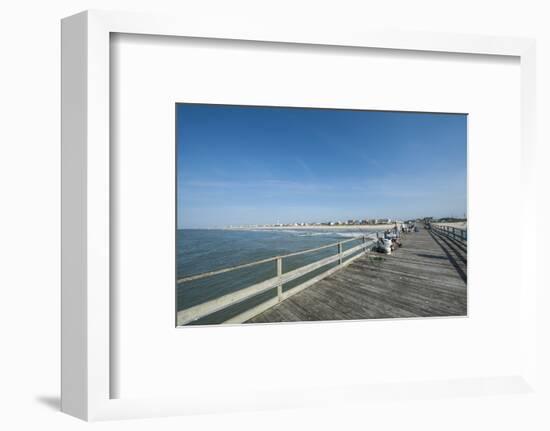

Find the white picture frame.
xmin=61 ymin=9 xmax=538 ymax=421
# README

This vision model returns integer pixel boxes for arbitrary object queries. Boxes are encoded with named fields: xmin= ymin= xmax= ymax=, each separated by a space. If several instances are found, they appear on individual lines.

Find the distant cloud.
xmin=184 ymin=178 xmax=337 ymax=193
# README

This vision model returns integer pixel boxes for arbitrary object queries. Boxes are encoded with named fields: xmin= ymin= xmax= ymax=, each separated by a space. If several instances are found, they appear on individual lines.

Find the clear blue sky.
xmin=177 ymin=104 xmax=467 ymax=229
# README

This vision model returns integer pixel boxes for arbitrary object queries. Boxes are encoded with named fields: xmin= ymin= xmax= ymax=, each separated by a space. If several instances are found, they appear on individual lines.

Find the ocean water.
xmin=176 ymin=228 xmax=378 ymax=325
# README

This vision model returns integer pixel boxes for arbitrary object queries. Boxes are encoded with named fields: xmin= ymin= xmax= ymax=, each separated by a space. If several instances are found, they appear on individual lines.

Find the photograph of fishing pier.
xmin=176 ymin=103 xmax=467 ymax=326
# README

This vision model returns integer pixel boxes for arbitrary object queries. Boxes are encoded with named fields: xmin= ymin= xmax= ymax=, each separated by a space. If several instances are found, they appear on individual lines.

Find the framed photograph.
xmin=175 ymin=103 xmax=468 ymax=326
xmin=61 ymin=10 xmax=538 ymax=421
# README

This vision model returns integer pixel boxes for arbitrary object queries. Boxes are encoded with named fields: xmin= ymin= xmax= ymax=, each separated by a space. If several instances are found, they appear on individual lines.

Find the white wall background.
xmin=0 ymin=0 xmax=548 ymax=430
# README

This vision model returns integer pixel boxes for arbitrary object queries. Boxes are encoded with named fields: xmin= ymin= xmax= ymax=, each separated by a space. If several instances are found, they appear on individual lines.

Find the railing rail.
xmin=431 ymin=223 xmax=467 ymax=242
xmin=177 ymin=235 xmax=375 ymax=325
xmin=177 ymin=236 xmax=364 ymax=284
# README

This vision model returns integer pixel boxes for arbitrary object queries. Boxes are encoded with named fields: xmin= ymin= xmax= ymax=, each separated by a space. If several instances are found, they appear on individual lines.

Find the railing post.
xmin=338 ymin=242 xmax=343 ymax=265
xmin=276 ymin=257 xmax=283 ymax=302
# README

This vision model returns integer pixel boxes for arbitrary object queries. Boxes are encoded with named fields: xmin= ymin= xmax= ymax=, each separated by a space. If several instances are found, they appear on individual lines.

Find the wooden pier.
xmin=247 ymin=227 xmax=467 ymax=323
xmin=177 ymin=224 xmax=467 ymax=325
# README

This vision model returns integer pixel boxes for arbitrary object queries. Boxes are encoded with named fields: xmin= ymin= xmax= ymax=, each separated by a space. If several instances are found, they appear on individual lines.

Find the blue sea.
xmin=176 ymin=228 xmax=378 ymax=325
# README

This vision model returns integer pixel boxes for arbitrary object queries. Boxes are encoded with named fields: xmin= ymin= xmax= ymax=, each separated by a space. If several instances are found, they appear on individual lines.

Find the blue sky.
xmin=177 ymin=104 xmax=467 ymax=229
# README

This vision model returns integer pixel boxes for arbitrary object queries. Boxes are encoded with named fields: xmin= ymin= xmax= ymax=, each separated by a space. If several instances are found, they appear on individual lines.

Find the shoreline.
xmin=179 ymin=221 xmax=467 ymax=231
xmin=223 ymin=223 xmax=402 ymax=231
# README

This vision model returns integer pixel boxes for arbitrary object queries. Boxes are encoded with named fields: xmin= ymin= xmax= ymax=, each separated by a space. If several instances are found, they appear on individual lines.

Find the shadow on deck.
xmin=247 ymin=227 xmax=467 ymax=323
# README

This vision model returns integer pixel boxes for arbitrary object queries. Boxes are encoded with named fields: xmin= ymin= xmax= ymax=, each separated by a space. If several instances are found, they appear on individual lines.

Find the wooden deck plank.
xmin=356 ymin=257 xmax=465 ymax=281
xmin=312 ymin=280 xmax=412 ymax=318
xmin=335 ymin=267 xmax=466 ymax=306
xmin=335 ymin=277 xmax=459 ymax=317
xmin=348 ymin=263 xmax=465 ymax=290
xmin=247 ymin=227 xmax=467 ymax=323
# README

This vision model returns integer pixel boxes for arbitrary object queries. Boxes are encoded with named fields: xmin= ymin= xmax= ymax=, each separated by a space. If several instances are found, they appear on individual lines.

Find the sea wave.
xmin=296 ymin=230 xmax=378 ymax=239
xmin=222 ymin=227 xmax=381 ymax=240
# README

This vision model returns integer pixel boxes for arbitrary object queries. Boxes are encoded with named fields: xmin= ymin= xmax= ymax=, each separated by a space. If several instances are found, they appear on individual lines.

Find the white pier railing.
xmin=431 ymin=223 xmax=467 ymax=242
xmin=177 ymin=236 xmax=375 ymax=325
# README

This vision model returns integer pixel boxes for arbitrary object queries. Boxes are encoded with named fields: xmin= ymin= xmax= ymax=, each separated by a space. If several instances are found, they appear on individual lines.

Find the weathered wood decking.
xmin=247 ymin=228 xmax=467 ymax=323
